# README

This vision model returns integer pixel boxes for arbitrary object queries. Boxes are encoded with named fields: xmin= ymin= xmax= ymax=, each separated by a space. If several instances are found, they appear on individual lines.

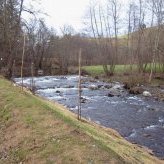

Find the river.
xmin=14 ymin=75 xmax=164 ymax=158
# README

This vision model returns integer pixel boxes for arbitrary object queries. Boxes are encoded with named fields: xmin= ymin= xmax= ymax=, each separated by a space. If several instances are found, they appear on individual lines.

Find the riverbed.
xmin=14 ymin=75 xmax=164 ymax=158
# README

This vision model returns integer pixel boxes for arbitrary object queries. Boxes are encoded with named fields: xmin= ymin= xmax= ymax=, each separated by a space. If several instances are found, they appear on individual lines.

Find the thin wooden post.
xmin=31 ymin=62 xmax=34 ymax=92
xmin=10 ymin=60 xmax=15 ymax=86
xmin=12 ymin=60 xmax=15 ymax=79
xmin=21 ymin=33 xmax=26 ymax=91
xmin=78 ymin=48 xmax=82 ymax=120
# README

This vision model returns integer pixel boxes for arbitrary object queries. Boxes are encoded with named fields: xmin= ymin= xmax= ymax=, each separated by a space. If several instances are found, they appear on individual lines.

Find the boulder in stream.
xmin=107 ymin=93 xmax=115 ymax=97
xmin=143 ymin=91 xmax=152 ymax=97
xmin=104 ymin=84 xmax=112 ymax=89
xmin=97 ymin=84 xmax=103 ymax=89
xmin=107 ymin=84 xmax=125 ymax=97
xmin=80 ymin=97 xmax=88 ymax=103
xmin=56 ymin=90 xmax=61 ymax=93
xmin=64 ymin=85 xmax=74 ymax=88
xmin=89 ymin=85 xmax=98 ymax=90
xmin=112 ymin=84 xmax=123 ymax=90
xmin=107 ymin=88 xmax=121 ymax=97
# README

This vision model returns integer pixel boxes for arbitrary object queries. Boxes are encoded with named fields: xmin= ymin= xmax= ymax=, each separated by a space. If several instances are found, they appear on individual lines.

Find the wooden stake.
xmin=21 ymin=33 xmax=26 ymax=91
xmin=12 ymin=60 xmax=15 ymax=79
xmin=78 ymin=48 xmax=82 ymax=120
xmin=31 ymin=62 xmax=34 ymax=92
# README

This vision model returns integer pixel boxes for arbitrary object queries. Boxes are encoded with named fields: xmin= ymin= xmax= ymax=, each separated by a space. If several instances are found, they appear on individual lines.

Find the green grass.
xmin=83 ymin=64 xmax=163 ymax=76
xmin=0 ymin=76 xmax=163 ymax=163
xmin=143 ymin=63 xmax=164 ymax=73
xmin=24 ymin=114 xmax=36 ymax=126
xmin=0 ymin=107 xmax=11 ymax=122
xmin=83 ymin=65 xmax=136 ymax=76
xmin=83 ymin=65 xmax=105 ymax=76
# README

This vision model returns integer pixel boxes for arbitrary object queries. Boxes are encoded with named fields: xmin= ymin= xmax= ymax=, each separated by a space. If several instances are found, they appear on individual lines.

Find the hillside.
xmin=0 ymin=76 xmax=163 ymax=163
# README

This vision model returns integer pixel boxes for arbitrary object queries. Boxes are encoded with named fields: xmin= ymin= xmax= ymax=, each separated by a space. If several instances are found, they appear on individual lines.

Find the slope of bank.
xmin=0 ymin=76 xmax=163 ymax=164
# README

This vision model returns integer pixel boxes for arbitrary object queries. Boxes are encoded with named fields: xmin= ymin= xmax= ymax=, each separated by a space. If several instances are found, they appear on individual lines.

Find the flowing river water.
xmin=14 ymin=75 xmax=164 ymax=158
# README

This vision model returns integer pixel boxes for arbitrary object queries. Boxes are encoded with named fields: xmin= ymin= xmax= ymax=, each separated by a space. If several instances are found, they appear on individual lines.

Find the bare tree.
xmin=148 ymin=0 xmax=164 ymax=81
xmin=87 ymin=0 xmax=121 ymax=76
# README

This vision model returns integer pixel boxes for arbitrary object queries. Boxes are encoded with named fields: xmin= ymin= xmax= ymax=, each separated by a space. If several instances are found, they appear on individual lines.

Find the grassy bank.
xmin=83 ymin=64 xmax=163 ymax=76
xmin=83 ymin=65 xmax=131 ymax=76
xmin=83 ymin=65 xmax=164 ymax=86
xmin=0 ymin=76 xmax=163 ymax=163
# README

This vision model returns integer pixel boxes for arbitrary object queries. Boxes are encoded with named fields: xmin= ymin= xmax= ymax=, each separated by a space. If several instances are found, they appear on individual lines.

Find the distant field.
xmin=83 ymin=65 xmax=136 ymax=76
xmin=83 ymin=64 xmax=163 ymax=76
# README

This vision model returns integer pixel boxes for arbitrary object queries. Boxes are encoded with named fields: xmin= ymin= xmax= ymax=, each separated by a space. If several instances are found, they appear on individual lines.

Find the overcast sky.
xmin=43 ymin=0 xmax=91 ymax=30
xmin=24 ymin=0 xmax=90 ymax=33
xmin=24 ymin=0 xmax=129 ymax=34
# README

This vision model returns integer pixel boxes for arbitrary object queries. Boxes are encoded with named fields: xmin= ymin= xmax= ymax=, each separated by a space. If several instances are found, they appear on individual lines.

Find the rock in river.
xmin=112 ymin=84 xmax=123 ymax=90
xmin=104 ymin=84 xmax=112 ymax=89
xmin=143 ymin=91 xmax=152 ymax=97
xmin=107 ymin=88 xmax=121 ymax=97
xmin=80 ymin=97 xmax=88 ymax=103
xmin=56 ymin=90 xmax=61 ymax=93
xmin=89 ymin=84 xmax=98 ymax=90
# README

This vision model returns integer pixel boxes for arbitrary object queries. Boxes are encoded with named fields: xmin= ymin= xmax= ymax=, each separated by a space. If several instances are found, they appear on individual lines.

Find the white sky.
xmin=38 ymin=0 xmax=90 ymax=32
xmin=24 ymin=0 xmax=129 ymax=34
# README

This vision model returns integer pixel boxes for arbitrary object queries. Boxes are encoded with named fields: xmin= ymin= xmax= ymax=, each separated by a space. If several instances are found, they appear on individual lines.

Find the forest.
xmin=0 ymin=0 xmax=164 ymax=81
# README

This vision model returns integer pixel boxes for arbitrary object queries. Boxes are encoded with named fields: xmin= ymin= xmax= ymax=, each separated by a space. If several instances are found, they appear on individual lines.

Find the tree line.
xmin=87 ymin=0 xmax=164 ymax=78
xmin=0 ymin=0 xmax=164 ymax=79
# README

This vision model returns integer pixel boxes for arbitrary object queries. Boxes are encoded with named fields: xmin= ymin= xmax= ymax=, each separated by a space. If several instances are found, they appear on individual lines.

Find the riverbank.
xmin=0 ymin=76 xmax=163 ymax=163
xmin=83 ymin=65 xmax=164 ymax=101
